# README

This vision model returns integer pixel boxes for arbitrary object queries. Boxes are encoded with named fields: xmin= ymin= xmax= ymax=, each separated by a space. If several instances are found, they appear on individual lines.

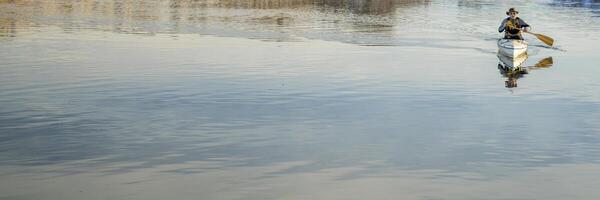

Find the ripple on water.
xmin=2 ymin=1 xmax=600 ymax=199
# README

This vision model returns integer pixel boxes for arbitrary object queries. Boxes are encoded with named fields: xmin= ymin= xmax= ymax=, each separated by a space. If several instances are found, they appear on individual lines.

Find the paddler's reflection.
xmin=505 ymin=77 xmax=518 ymax=88
xmin=499 ymin=67 xmax=526 ymax=88
xmin=496 ymin=53 xmax=553 ymax=88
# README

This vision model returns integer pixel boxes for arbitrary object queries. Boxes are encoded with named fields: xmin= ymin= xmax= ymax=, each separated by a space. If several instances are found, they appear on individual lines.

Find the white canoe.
xmin=497 ymin=39 xmax=528 ymax=58
xmin=497 ymin=51 xmax=528 ymax=69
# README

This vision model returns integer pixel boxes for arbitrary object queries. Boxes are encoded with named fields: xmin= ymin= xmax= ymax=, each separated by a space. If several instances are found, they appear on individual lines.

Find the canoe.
xmin=497 ymin=39 xmax=528 ymax=58
xmin=497 ymin=51 xmax=527 ymax=69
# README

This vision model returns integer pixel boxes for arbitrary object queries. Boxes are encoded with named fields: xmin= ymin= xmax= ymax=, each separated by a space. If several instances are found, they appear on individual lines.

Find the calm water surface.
xmin=1 ymin=0 xmax=600 ymax=199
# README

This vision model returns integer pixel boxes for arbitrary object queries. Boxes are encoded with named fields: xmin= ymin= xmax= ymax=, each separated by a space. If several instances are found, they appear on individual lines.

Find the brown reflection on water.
xmin=0 ymin=18 xmax=17 ymax=37
xmin=1 ymin=0 xmax=431 ymax=14
xmin=0 ymin=0 xmax=432 ymax=38
xmin=211 ymin=0 xmax=430 ymax=14
xmin=456 ymin=0 xmax=491 ymax=8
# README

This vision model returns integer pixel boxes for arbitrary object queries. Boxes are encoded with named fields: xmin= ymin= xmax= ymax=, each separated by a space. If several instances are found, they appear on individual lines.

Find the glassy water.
xmin=1 ymin=0 xmax=600 ymax=199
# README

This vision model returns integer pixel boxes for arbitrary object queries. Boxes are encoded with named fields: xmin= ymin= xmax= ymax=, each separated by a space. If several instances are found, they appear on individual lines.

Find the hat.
xmin=506 ymin=8 xmax=519 ymax=15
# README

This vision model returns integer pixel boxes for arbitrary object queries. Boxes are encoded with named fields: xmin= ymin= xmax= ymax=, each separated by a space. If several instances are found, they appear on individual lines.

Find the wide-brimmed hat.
xmin=506 ymin=7 xmax=519 ymax=15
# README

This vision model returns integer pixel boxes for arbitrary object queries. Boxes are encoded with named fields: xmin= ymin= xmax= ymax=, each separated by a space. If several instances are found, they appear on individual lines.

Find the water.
xmin=1 ymin=0 xmax=600 ymax=199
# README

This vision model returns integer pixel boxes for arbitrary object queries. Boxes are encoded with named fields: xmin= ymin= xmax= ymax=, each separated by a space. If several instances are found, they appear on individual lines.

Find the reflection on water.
xmin=2 ymin=0 xmax=600 ymax=199
xmin=551 ymin=0 xmax=600 ymax=8
xmin=550 ymin=0 xmax=600 ymax=18
xmin=531 ymin=56 xmax=555 ymax=69
xmin=0 ymin=0 xmax=433 ymax=44
xmin=212 ymin=0 xmax=429 ymax=14
xmin=497 ymin=53 xmax=555 ymax=88
xmin=0 ymin=18 xmax=13 ymax=36
xmin=497 ymin=52 xmax=529 ymax=88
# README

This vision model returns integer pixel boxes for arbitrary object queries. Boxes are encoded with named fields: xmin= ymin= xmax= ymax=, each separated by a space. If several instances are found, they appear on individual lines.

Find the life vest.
xmin=505 ymin=18 xmax=522 ymax=36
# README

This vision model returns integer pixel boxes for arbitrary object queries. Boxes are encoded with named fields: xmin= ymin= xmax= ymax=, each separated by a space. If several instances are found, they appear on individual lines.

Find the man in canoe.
xmin=498 ymin=8 xmax=530 ymax=40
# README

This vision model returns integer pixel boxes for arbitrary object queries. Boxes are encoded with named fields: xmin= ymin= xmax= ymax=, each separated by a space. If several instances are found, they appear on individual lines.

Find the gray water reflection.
xmin=1 ymin=30 xmax=599 ymax=173
xmin=551 ymin=0 xmax=600 ymax=8
xmin=550 ymin=0 xmax=600 ymax=18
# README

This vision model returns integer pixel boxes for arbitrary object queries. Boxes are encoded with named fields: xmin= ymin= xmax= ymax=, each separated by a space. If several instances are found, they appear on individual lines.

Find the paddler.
xmin=498 ymin=8 xmax=530 ymax=40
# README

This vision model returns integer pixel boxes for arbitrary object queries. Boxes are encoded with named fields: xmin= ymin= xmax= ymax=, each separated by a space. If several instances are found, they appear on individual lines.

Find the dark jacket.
xmin=499 ymin=17 xmax=530 ymax=39
xmin=498 ymin=17 xmax=530 ymax=33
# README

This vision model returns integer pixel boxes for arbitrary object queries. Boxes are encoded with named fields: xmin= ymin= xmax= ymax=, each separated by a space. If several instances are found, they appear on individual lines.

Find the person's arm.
xmin=519 ymin=19 xmax=530 ymax=32
xmin=498 ymin=18 xmax=507 ymax=32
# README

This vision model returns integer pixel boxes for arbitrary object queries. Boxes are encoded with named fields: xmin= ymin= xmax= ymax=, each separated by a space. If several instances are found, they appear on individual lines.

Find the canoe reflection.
xmin=497 ymin=52 xmax=553 ymax=88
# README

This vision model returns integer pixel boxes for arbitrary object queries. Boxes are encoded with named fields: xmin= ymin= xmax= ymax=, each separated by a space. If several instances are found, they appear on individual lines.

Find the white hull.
xmin=497 ymin=39 xmax=528 ymax=58
xmin=497 ymin=51 xmax=528 ymax=69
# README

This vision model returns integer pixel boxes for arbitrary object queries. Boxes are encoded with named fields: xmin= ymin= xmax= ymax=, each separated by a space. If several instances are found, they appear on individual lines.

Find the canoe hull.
xmin=497 ymin=39 xmax=528 ymax=58
xmin=497 ymin=51 xmax=528 ymax=69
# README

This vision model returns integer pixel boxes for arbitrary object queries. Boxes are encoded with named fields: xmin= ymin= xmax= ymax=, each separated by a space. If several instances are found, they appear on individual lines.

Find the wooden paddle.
xmin=534 ymin=57 xmax=553 ymax=68
xmin=525 ymin=31 xmax=554 ymax=46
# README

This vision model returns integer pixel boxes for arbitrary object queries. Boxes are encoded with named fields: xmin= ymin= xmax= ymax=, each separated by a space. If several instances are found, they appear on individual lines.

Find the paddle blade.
xmin=534 ymin=33 xmax=554 ymax=46
xmin=534 ymin=57 xmax=553 ymax=68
